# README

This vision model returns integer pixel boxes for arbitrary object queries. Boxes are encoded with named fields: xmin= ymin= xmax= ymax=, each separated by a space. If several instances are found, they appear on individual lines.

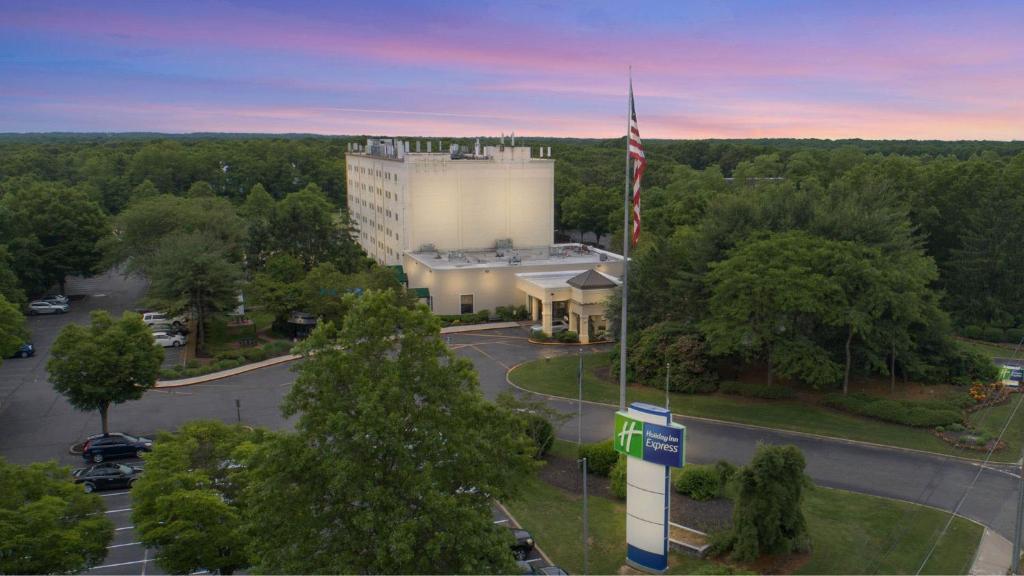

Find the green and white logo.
xmin=614 ymin=412 xmax=644 ymax=458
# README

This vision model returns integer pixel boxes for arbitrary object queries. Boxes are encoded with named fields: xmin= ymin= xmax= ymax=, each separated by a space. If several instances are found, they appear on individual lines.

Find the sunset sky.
xmin=2 ymin=0 xmax=1022 ymax=139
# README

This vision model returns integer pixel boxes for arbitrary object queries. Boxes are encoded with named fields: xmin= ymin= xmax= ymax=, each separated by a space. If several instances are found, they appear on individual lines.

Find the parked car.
xmin=153 ymin=331 xmax=186 ymax=348
xmin=142 ymin=312 xmax=188 ymax=328
xmin=7 ymin=342 xmax=34 ymax=359
xmin=149 ymin=322 xmax=188 ymax=335
xmin=72 ymin=463 xmax=143 ymax=493
xmin=42 ymin=294 xmax=69 ymax=305
xmin=509 ymin=528 xmax=535 ymax=560
xmin=82 ymin=433 xmax=153 ymax=463
xmin=530 ymin=319 xmax=569 ymax=335
xmin=27 ymin=300 xmax=68 ymax=315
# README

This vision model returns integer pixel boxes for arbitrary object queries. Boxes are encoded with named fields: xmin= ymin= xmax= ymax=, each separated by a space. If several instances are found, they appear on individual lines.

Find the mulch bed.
xmin=540 ymin=454 xmax=733 ymax=534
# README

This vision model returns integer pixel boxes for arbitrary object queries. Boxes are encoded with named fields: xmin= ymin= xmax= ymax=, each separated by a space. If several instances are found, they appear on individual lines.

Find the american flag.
xmin=628 ymin=83 xmax=646 ymax=247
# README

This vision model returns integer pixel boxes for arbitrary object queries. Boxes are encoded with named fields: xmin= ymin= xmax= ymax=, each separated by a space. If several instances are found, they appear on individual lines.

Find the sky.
xmin=1 ymin=0 xmax=1022 ymax=139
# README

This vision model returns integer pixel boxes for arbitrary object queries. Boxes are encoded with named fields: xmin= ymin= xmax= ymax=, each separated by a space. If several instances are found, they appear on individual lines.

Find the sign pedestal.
xmin=615 ymin=402 xmax=685 ymax=574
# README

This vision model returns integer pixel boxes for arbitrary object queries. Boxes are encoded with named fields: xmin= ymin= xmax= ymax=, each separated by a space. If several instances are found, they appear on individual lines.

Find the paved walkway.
xmin=970 ymin=528 xmax=1012 ymax=575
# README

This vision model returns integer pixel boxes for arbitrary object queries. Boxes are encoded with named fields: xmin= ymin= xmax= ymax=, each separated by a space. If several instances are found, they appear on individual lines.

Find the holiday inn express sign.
xmin=614 ymin=403 xmax=687 ymax=573
xmin=614 ymin=411 xmax=685 ymax=468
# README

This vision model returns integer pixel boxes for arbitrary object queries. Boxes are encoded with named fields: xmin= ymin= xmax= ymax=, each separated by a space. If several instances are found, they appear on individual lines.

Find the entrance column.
xmin=542 ymin=297 xmax=553 ymax=335
xmin=569 ymin=309 xmax=579 ymax=333
xmin=530 ymin=296 xmax=541 ymax=321
xmin=579 ymin=315 xmax=591 ymax=344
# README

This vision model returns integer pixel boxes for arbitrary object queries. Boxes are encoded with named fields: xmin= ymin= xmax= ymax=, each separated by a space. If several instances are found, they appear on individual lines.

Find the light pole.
xmin=1013 ymin=444 xmax=1023 ymax=574
xmin=579 ymin=456 xmax=589 ymax=575
xmin=577 ymin=348 xmax=583 ymax=448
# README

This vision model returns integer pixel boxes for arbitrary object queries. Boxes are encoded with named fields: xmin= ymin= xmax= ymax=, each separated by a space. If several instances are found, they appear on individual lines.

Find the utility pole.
xmin=235 ymin=398 xmax=241 ymax=423
xmin=1013 ymin=445 xmax=1023 ymax=574
xmin=580 ymin=456 xmax=589 ymax=575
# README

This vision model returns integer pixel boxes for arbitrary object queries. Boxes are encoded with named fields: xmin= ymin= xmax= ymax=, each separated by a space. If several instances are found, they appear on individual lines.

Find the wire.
xmin=914 ymin=393 xmax=1023 ymax=575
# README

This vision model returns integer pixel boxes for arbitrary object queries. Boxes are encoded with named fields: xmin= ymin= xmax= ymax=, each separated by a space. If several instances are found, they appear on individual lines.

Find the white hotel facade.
xmin=346 ymin=138 xmax=623 ymax=342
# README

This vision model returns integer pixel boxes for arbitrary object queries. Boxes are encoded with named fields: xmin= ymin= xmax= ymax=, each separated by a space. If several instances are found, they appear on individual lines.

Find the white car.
xmin=142 ymin=312 xmax=188 ymax=328
xmin=153 ymin=332 xmax=186 ymax=348
xmin=27 ymin=300 xmax=69 ymax=315
xmin=531 ymin=319 xmax=569 ymax=334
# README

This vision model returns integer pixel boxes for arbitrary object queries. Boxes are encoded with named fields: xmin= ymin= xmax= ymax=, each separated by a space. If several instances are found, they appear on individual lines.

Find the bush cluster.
xmin=494 ymin=305 xmax=529 ymax=321
xmin=962 ymin=325 xmax=1024 ymax=343
xmin=159 ymin=340 xmax=295 ymax=380
xmin=530 ymin=330 xmax=580 ymax=343
xmin=523 ymin=413 xmax=554 ymax=459
xmin=625 ymin=322 xmax=719 ymax=394
xmin=718 ymin=381 xmax=796 ymax=400
xmin=822 ymin=393 xmax=963 ymax=427
xmin=438 ymin=310 xmax=491 ymax=327
xmin=609 ymin=455 xmax=627 ymax=499
xmin=577 ymin=440 xmax=619 ymax=477
xmin=673 ymin=461 xmax=737 ymax=501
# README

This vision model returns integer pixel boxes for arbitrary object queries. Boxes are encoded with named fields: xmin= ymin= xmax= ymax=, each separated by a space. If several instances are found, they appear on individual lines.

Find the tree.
xmin=270 ymin=183 xmax=363 ymax=272
xmin=132 ymin=421 xmax=268 ymax=575
xmin=0 ymin=294 xmax=28 ymax=364
xmin=186 ymin=180 xmax=215 ymax=198
xmin=0 ymin=180 xmax=109 ymax=294
xmin=244 ymin=290 xmax=534 ymax=573
xmin=146 ymin=231 xmax=244 ymax=351
xmin=561 ymin=185 xmax=617 ymax=242
xmin=722 ymin=444 xmax=809 ymax=562
xmin=48 ymin=310 xmax=163 ymax=435
xmin=239 ymin=183 xmax=276 ymax=270
xmin=0 ymin=458 xmax=114 ymax=573
xmin=251 ymin=253 xmax=306 ymax=325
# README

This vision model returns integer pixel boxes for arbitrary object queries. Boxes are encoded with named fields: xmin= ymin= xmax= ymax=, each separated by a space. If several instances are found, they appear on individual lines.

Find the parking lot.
xmin=85 ymin=481 xmax=165 ymax=575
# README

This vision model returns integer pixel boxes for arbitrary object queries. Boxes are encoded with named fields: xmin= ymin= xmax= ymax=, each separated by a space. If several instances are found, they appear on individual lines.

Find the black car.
xmin=81 ymin=433 xmax=153 ymax=463
xmin=509 ymin=528 xmax=535 ymax=560
xmin=72 ymin=463 xmax=143 ymax=493
xmin=7 ymin=343 xmax=33 ymax=359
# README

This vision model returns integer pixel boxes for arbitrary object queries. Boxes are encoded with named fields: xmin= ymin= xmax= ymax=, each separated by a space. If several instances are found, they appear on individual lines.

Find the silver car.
xmin=153 ymin=332 xmax=186 ymax=348
xmin=28 ymin=300 xmax=69 ymax=315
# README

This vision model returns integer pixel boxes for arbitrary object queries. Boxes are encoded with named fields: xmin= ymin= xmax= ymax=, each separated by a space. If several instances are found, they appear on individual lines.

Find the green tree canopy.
xmin=244 ymin=290 xmax=535 ymax=573
xmin=0 ymin=458 xmax=114 ymax=573
xmin=47 ymin=310 xmax=163 ymax=434
xmin=0 ymin=293 xmax=28 ymax=363
xmin=132 ymin=421 xmax=269 ymax=575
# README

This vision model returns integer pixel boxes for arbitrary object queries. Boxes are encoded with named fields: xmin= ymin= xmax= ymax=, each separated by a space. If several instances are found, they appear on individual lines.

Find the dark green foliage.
xmin=525 ymin=413 xmax=555 ymax=458
xmin=609 ymin=455 xmax=627 ymax=499
xmin=577 ymin=440 xmax=619 ymax=477
xmin=630 ymin=321 xmax=718 ymax=393
xmin=48 ymin=310 xmax=163 ymax=434
xmin=0 ymin=458 xmax=114 ymax=574
xmin=244 ymin=291 xmax=533 ymax=574
xmin=557 ymin=330 xmax=580 ymax=343
xmin=720 ymin=445 xmax=809 ymax=562
xmin=821 ymin=393 xmax=964 ymax=427
xmin=495 ymin=305 xmax=529 ymax=321
xmin=718 ymin=381 xmax=796 ymax=400
xmin=0 ymin=294 xmax=28 ymax=363
xmin=674 ymin=465 xmax=721 ymax=501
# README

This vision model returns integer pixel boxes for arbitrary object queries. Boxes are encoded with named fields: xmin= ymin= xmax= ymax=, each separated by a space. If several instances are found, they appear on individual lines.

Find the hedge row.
xmin=821 ymin=393 xmax=963 ymax=427
xmin=531 ymin=330 xmax=580 ymax=343
xmin=718 ymin=381 xmax=796 ymax=400
xmin=961 ymin=325 xmax=1024 ymax=344
xmin=438 ymin=310 xmax=491 ymax=327
xmin=159 ymin=340 xmax=294 ymax=380
xmin=673 ymin=461 xmax=737 ymax=501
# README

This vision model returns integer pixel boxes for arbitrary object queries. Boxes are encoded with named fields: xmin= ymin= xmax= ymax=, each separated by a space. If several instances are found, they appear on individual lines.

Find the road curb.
xmin=504 ymin=363 xmax=1015 ymax=468
xmin=154 ymin=353 xmax=301 ymax=388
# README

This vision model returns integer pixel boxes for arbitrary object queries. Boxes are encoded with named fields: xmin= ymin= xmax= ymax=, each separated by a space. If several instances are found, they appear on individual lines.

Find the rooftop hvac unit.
xmin=495 ymin=238 xmax=513 ymax=250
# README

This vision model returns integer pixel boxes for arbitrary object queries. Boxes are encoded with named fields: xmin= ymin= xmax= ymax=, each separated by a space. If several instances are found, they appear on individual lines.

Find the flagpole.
xmin=619 ymin=69 xmax=632 ymax=413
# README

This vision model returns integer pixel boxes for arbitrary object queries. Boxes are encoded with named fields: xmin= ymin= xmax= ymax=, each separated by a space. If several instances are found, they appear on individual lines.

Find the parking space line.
xmin=107 ymin=542 xmax=142 ymax=549
xmin=493 ymin=519 xmax=509 ymax=524
xmin=105 ymin=507 xmax=132 ymax=514
xmin=99 ymin=491 xmax=131 ymax=497
xmin=91 ymin=559 xmax=154 ymax=570
xmin=115 ymin=525 xmax=134 ymax=531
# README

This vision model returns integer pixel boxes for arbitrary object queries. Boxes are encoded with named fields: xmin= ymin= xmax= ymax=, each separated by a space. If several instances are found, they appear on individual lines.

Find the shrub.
xmin=524 ymin=413 xmax=554 ymax=459
xmin=935 ymin=426 xmax=945 ymax=433
xmin=609 ymin=455 xmax=627 ymax=499
xmin=714 ymin=460 xmax=738 ymax=487
xmin=186 ymin=359 xmax=201 ymax=369
xmin=1005 ymin=328 xmax=1024 ymax=343
xmin=262 ymin=341 xmax=293 ymax=357
xmin=947 ymin=422 xmax=965 ymax=432
xmin=577 ymin=440 xmax=619 ymax=477
xmin=557 ymin=330 xmax=579 ymax=343
xmin=243 ymin=347 xmax=269 ymax=362
xmin=981 ymin=326 xmax=1006 ymax=342
xmin=822 ymin=393 xmax=962 ymax=427
xmin=719 ymin=381 xmax=796 ymax=400
xmin=674 ymin=465 xmax=720 ymax=501
xmin=630 ymin=322 xmax=718 ymax=393
xmin=962 ymin=325 xmax=985 ymax=340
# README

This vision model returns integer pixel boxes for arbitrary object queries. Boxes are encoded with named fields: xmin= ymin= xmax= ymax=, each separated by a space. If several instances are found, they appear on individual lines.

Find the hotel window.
xmin=460 ymin=294 xmax=474 ymax=315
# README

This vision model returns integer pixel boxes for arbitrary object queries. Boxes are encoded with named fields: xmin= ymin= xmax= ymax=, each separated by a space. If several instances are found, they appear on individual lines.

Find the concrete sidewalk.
xmin=155 ymin=321 xmax=526 ymax=388
xmin=970 ymin=528 xmax=1012 ymax=575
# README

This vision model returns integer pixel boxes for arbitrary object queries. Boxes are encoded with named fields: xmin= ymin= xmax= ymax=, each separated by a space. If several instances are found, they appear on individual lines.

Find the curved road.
xmin=0 ymin=290 xmax=1018 ymax=544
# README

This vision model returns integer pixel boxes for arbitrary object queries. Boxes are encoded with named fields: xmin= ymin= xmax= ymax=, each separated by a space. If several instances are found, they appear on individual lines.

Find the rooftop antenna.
xmin=511 ymin=131 xmax=515 ymax=146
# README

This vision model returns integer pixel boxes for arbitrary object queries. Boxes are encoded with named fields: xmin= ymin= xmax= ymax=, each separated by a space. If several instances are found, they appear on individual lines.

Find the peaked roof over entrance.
xmin=567 ymin=269 xmax=618 ymax=289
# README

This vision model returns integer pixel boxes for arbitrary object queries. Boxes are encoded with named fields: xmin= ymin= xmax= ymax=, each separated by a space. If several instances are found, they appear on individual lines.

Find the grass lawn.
xmin=970 ymin=392 xmax=1024 ymax=460
xmin=510 ymin=353 xmax=1023 ymax=463
xmin=505 ymin=462 xmax=982 ymax=575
